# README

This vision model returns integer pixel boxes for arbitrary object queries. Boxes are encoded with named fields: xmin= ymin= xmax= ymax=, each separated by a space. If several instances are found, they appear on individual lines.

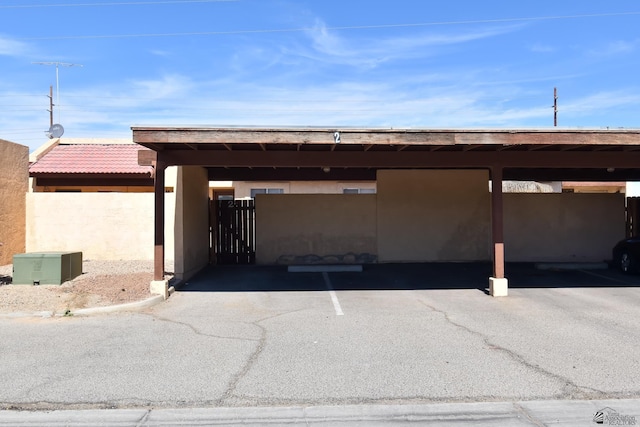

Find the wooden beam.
xmin=159 ymin=149 xmax=640 ymax=169
xmin=529 ymin=144 xmax=554 ymax=151
xmin=208 ymin=167 xmax=377 ymax=181
xmin=138 ymin=149 xmax=156 ymax=166
xmin=463 ymin=144 xmax=482 ymax=151
xmin=133 ymin=127 xmax=640 ymax=147
xmin=560 ymin=145 xmax=584 ymax=151
xmin=134 ymin=128 xmax=456 ymax=146
xmin=204 ymin=166 xmax=640 ymax=182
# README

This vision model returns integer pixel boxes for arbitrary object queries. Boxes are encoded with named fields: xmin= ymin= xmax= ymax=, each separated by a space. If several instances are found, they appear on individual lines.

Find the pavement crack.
xmin=255 ymin=308 xmax=307 ymax=324
xmin=512 ymin=402 xmax=545 ymax=427
xmin=147 ymin=314 xmax=260 ymax=342
xmin=218 ymin=309 xmax=305 ymax=405
xmin=417 ymin=299 xmax=604 ymax=398
xmin=218 ymin=322 xmax=267 ymax=405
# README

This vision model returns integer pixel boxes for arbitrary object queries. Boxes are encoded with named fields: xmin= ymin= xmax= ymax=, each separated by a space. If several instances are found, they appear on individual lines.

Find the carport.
xmin=132 ymin=127 xmax=640 ymax=297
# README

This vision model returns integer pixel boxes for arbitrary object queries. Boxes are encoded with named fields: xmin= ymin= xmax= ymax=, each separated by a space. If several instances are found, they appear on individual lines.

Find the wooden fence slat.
xmin=213 ymin=199 xmax=256 ymax=264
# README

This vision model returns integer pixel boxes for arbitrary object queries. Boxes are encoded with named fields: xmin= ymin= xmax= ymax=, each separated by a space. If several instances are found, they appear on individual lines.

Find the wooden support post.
xmin=491 ymin=166 xmax=505 ymax=278
xmin=153 ymin=161 xmax=166 ymax=282
xmin=490 ymin=166 xmax=508 ymax=296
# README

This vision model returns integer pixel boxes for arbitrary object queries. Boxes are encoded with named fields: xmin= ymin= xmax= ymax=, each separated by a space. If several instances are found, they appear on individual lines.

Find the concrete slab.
xmin=535 ymin=262 xmax=609 ymax=271
xmin=288 ymin=265 xmax=363 ymax=273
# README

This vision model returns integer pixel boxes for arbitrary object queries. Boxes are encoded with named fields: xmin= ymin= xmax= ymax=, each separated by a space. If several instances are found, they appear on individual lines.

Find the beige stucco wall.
xmin=504 ymin=193 xmax=624 ymax=262
xmin=234 ymin=181 xmax=376 ymax=198
xmin=0 ymin=139 xmax=29 ymax=264
xmin=173 ymin=166 xmax=210 ymax=281
xmin=239 ymin=170 xmax=623 ymax=266
xmin=377 ymin=170 xmax=491 ymax=262
xmin=26 ymin=192 xmax=176 ymax=262
xmin=256 ymin=194 xmax=377 ymax=264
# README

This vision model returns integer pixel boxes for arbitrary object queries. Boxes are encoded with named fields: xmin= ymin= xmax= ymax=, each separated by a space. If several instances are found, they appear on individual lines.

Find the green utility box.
xmin=12 ymin=252 xmax=83 ymax=285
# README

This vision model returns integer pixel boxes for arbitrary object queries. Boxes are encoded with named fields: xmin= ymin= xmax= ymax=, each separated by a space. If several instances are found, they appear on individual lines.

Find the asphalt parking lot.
xmin=179 ymin=261 xmax=640 ymax=293
xmin=0 ymin=262 xmax=638 ymax=414
xmin=164 ymin=262 xmax=640 ymax=405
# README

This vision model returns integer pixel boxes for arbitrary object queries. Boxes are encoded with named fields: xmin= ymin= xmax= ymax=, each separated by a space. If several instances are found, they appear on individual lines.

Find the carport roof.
xmin=132 ymin=126 xmax=640 ymax=181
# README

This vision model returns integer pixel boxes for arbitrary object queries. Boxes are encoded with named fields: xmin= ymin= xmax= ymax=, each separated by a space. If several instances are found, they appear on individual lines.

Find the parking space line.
xmin=322 ymin=272 xmax=344 ymax=316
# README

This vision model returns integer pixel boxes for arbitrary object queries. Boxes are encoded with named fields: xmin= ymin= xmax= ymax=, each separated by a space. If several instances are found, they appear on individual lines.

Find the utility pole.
xmin=553 ymin=87 xmax=558 ymax=127
xmin=33 ymin=61 xmax=83 ymax=123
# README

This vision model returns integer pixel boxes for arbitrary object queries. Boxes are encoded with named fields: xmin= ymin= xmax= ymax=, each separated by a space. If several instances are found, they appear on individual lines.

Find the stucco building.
xmin=0 ymin=139 xmax=29 ymax=265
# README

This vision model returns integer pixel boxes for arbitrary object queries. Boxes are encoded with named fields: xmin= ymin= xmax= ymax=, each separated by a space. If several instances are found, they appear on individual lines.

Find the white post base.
xmin=489 ymin=277 xmax=508 ymax=297
xmin=150 ymin=279 xmax=169 ymax=299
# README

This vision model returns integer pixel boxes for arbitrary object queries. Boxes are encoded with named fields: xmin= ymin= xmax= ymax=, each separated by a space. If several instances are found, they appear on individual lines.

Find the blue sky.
xmin=1 ymin=0 xmax=640 ymax=151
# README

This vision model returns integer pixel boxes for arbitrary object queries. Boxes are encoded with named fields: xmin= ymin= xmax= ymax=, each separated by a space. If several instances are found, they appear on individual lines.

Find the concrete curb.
xmin=0 ymin=294 xmax=167 ymax=319
xmin=71 ymin=294 xmax=166 ymax=316
xmin=0 ymin=399 xmax=638 ymax=426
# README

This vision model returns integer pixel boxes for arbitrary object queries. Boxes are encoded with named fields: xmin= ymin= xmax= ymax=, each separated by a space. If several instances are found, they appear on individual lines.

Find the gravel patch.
xmin=0 ymin=260 xmax=174 ymax=315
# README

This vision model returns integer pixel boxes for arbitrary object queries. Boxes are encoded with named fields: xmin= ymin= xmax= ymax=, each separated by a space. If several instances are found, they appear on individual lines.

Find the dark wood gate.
xmin=212 ymin=199 xmax=256 ymax=264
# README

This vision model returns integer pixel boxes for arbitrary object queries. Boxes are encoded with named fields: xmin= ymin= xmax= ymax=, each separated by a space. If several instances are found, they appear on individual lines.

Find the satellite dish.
xmin=47 ymin=123 xmax=64 ymax=139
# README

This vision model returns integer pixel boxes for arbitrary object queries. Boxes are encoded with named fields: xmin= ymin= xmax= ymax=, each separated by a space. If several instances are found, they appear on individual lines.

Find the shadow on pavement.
xmin=177 ymin=262 xmax=640 ymax=293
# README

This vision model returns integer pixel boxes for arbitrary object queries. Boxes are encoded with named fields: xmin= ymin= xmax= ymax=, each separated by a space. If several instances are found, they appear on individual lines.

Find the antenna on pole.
xmin=553 ymin=87 xmax=558 ymax=127
xmin=33 ymin=61 xmax=83 ymax=124
xmin=47 ymin=85 xmax=54 ymax=128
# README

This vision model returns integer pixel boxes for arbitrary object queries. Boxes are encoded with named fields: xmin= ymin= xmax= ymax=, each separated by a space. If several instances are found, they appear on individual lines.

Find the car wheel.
xmin=620 ymin=251 xmax=634 ymax=273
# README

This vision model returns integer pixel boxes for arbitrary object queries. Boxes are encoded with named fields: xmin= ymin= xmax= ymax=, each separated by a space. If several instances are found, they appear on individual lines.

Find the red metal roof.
xmin=29 ymin=144 xmax=152 ymax=175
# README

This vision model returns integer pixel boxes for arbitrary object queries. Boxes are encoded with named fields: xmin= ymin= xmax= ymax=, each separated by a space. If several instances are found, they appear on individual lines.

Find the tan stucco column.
xmin=490 ymin=166 xmax=508 ymax=297
xmin=150 ymin=161 xmax=169 ymax=298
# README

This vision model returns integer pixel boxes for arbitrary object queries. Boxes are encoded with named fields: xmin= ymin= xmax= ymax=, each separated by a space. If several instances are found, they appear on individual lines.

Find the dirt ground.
xmin=0 ymin=260 xmax=167 ymax=315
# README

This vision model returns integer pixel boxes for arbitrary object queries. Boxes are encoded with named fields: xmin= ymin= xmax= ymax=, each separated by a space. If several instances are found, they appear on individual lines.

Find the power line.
xmin=0 ymin=94 xmax=47 ymax=98
xmin=18 ymin=11 xmax=640 ymax=40
xmin=56 ymin=93 xmax=557 ymax=103
xmin=0 ymin=0 xmax=237 ymax=9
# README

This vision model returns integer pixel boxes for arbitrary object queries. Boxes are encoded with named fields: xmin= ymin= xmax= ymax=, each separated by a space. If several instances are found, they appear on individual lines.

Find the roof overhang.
xmin=132 ymin=126 xmax=640 ymax=181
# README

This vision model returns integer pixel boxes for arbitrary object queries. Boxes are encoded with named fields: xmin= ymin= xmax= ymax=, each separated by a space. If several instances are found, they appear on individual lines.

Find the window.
xmin=343 ymin=188 xmax=376 ymax=194
xmin=250 ymin=188 xmax=284 ymax=198
xmin=212 ymin=189 xmax=235 ymax=201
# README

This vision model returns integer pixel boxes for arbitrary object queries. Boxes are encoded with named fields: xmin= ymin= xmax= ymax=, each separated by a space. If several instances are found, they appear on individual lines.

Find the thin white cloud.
xmin=128 ymin=74 xmax=194 ymax=100
xmin=587 ymin=39 xmax=640 ymax=57
xmin=562 ymin=90 xmax=640 ymax=114
xmin=149 ymin=49 xmax=172 ymax=57
xmin=7 ymin=70 xmax=640 ymax=153
xmin=530 ymin=43 xmax=555 ymax=53
xmin=0 ymin=35 xmax=31 ymax=57
xmin=299 ymin=20 xmax=521 ymax=68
